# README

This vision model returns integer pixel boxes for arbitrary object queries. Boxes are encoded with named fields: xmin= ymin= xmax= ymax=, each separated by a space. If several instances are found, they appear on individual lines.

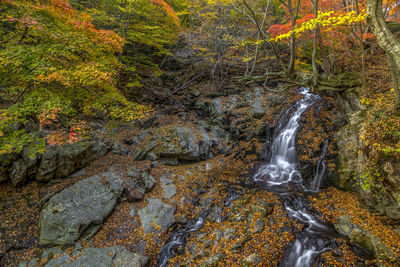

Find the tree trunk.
xmin=367 ymin=0 xmax=400 ymax=110
xmin=311 ymin=0 xmax=319 ymax=89
xmin=288 ymin=36 xmax=296 ymax=75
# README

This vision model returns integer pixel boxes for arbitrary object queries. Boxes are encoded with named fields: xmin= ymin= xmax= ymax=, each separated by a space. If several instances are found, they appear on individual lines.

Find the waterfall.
xmin=254 ymin=87 xmax=320 ymax=186
xmin=157 ymin=87 xmax=337 ymax=267
xmin=254 ymin=87 xmax=337 ymax=267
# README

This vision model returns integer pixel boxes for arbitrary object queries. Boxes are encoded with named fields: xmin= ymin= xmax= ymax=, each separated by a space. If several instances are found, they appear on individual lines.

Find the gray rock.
xmin=126 ymin=131 xmax=149 ymax=146
xmin=22 ymin=148 xmax=39 ymax=178
xmin=1 ymin=152 xmax=18 ymax=182
xmin=209 ymin=98 xmax=224 ymax=119
xmin=333 ymin=215 xmax=395 ymax=261
xmin=111 ymin=141 xmax=129 ymax=155
xmin=160 ymin=157 xmax=179 ymax=166
xmin=175 ymin=127 xmax=200 ymax=161
xmin=242 ymin=253 xmax=262 ymax=265
xmin=36 ymin=148 xmax=58 ymax=182
xmin=55 ymin=142 xmax=86 ymax=178
xmin=207 ymin=205 xmax=223 ymax=223
xmin=126 ymin=168 xmax=155 ymax=192
xmin=143 ymin=140 xmax=156 ymax=154
xmin=43 ymin=246 xmax=149 ymax=267
xmin=18 ymin=259 xmax=37 ymax=267
xmin=222 ymin=228 xmax=237 ymax=240
xmin=210 ymin=126 xmax=231 ymax=154
xmin=138 ymin=131 xmax=149 ymax=142
xmin=35 ymin=138 xmax=110 ymax=182
xmin=135 ymin=124 xmax=232 ymax=163
xmin=155 ymin=127 xmax=200 ymax=161
xmin=39 ymin=169 xmax=123 ymax=246
xmin=249 ymin=96 xmax=266 ymax=119
xmin=136 ymin=240 xmax=147 ymax=254
xmin=146 ymin=152 xmax=158 ymax=161
xmin=198 ymin=130 xmax=212 ymax=160
xmin=124 ymin=178 xmax=145 ymax=202
xmin=161 ymin=174 xmax=177 ymax=199
xmin=141 ymin=172 xmax=156 ymax=192
xmin=132 ymin=148 xmax=145 ymax=160
xmin=138 ymin=198 xmax=175 ymax=234
xmin=10 ymin=159 xmax=28 ymax=186
xmin=267 ymin=94 xmax=285 ymax=107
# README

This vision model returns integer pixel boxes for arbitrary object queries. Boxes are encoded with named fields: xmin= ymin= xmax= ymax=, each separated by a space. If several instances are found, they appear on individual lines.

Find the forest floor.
xmin=1 ymin=85 xmax=400 ymax=267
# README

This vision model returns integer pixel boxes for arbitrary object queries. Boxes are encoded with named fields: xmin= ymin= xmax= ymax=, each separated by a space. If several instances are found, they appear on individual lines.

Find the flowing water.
xmin=254 ymin=87 xmax=338 ymax=266
xmin=158 ymin=87 xmax=338 ymax=266
xmin=157 ymin=212 xmax=208 ymax=267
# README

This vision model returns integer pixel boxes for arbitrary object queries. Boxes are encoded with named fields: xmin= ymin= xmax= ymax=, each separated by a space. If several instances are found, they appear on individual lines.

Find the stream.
xmin=157 ymin=87 xmax=338 ymax=267
xmin=254 ymin=87 xmax=337 ymax=266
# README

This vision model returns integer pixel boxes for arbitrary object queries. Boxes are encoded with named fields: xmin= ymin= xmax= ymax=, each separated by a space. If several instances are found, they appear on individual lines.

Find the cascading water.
xmin=157 ymin=213 xmax=207 ymax=267
xmin=157 ymin=87 xmax=339 ymax=267
xmin=254 ymin=87 xmax=318 ymax=186
xmin=254 ymin=87 xmax=338 ymax=266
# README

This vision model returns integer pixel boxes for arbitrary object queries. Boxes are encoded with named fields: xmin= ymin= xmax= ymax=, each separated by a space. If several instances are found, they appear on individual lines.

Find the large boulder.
xmin=334 ymin=215 xmax=397 ymax=262
xmin=36 ymin=148 xmax=58 ymax=182
xmin=132 ymin=126 xmax=217 ymax=163
xmin=39 ymin=169 xmax=123 ymax=246
xmin=36 ymin=137 xmax=111 ymax=182
xmin=138 ymin=198 xmax=175 ymax=234
xmin=0 ymin=152 xmax=19 ymax=182
xmin=19 ymin=246 xmax=149 ymax=267
xmin=2 ymin=136 xmax=112 ymax=186
xmin=333 ymin=92 xmax=400 ymax=221
xmin=153 ymin=127 xmax=207 ymax=161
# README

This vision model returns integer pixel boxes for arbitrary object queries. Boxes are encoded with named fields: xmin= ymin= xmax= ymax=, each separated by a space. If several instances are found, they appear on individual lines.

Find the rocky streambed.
xmin=1 ymin=86 xmax=400 ymax=266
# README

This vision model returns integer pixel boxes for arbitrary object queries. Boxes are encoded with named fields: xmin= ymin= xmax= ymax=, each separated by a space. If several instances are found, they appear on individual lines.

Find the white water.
xmin=254 ymin=87 xmax=320 ymax=186
xmin=157 ymin=216 xmax=205 ymax=267
xmin=254 ymin=87 xmax=336 ymax=267
xmin=158 ymin=87 xmax=335 ymax=267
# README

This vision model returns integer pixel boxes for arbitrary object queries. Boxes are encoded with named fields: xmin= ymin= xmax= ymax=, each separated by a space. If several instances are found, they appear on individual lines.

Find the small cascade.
xmin=254 ymin=87 xmax=320 ymax=186
xmin=311 ymin=139 xmax=329 ymax=191
xmin=157 ymin=87 xmax=338 ymax=267
xmin=254 ymin=87 xmax=338 ymax=266
xmin=157 ymin=213 xmax=207 ymax=267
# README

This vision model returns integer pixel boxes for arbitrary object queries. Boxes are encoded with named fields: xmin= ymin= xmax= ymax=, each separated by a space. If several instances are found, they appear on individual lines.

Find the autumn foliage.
xmin=0 ymin=0 xmax=151 ymax=153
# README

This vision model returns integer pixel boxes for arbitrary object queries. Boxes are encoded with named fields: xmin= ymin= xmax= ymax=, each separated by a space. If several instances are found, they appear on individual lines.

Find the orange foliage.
xmin=151 ymin=0 xmax=180 ymax=26
xmin=268 ymin=14 xmax=315 ymax=38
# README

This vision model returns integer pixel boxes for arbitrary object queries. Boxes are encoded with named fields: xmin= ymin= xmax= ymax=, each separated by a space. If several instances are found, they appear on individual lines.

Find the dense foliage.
xmin=0 ymin=0 xmax=182 ymax=153
xmin=70 ymin=0 xmax=182 ymax=89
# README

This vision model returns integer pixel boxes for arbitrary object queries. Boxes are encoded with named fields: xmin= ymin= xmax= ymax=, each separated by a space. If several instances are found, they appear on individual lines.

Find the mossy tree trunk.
xmin=367 ymin=0 xmax=400 ymax=110
xmin=311 ymin=0 xmax=319 ymax=89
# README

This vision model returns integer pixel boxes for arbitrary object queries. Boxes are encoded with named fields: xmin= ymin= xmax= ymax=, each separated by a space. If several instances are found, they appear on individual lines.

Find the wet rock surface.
xmin=311 ymin=187 xmax=400 ymax=265
xmin=168 ymin=188 xmax=299 ymax=266
xmin=334 ymin=215 xmax=395 ymax=261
